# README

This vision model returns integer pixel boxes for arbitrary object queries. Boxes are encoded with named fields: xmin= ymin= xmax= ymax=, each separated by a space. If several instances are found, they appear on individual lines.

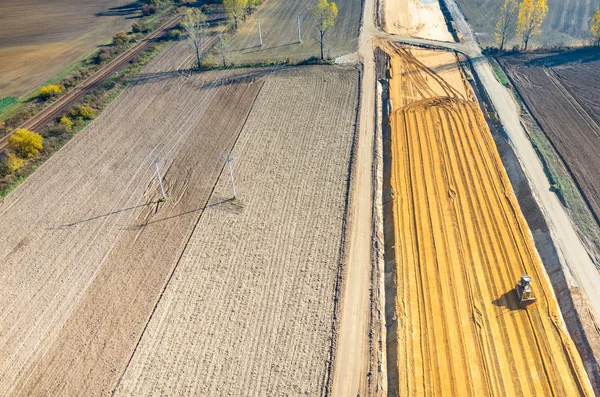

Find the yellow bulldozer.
xmin=516 ymin=274 xmax=536 ymax=306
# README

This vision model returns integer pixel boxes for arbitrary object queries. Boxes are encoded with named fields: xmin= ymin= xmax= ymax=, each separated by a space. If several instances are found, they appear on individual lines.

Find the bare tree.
xmin=183 ymin=9 xmax=208 ymax=68
xmin=215 ymin=33 xmax=232 ymax=67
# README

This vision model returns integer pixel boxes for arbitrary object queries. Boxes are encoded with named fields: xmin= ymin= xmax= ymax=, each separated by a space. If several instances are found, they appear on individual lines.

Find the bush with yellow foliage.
xmin=39 ymin=84 xmax=63 ymax=99
xmin=59 ymin=116 xmax=74 ymax=130
xmin=8 ymin=129 xmax=44 ymax=158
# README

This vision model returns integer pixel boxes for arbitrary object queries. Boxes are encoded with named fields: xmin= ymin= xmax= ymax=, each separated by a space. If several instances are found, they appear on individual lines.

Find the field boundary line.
xmin=110 ymin=81 xmax=265 ymax=396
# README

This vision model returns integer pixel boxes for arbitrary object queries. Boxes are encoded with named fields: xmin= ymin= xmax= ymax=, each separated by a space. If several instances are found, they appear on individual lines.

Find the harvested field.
xmin=499 ymin=50 xmax=600 ymax=234
xmin=0 ymin=42 xmax=269 ymax=396
xmin=452 ymin=0 xmax=600 ymax=47
xmin=226 ymin=0 xmax=362 ymax=64
xmin=114 ymin=66 xmax=359 ymax=396
xmin=0 ymin=0 xmax=139 ymax=98
xmin=383 ymin=42 xmax=593 ymax=396
xmin=382 ymin=0 xmax=453 ymax=41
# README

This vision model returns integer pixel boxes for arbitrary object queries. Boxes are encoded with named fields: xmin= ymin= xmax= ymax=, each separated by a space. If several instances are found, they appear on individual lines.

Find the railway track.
xmin=0 ymin=13 xmax=184 ymax=152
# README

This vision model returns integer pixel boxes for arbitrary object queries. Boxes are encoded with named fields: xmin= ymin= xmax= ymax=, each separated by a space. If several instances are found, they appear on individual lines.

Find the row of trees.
xmin=495 ymin=0 xmax=548 ymax=51
xmin=496 ymin=0 xmax=600 ymax=51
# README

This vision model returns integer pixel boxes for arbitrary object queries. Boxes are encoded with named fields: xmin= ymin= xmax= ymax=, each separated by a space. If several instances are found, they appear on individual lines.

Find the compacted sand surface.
xmin=383 ymin=42 xmax=593 ymax=396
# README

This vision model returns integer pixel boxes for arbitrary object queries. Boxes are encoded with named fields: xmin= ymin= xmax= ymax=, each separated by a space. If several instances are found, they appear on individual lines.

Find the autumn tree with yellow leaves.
xmin=310 ymin=0 xmax=338 ymax=60
xmin=592 ymin=6 xmax=600 ymax=46
xmin=495 ymin=0 xmax=519 ymax=52
xmin=517 ymin=0 xmax=548 ymax=51
xmin=8 ymin=129 xmax=44 ymax=158
xmin=223 ymin=0 xmax=247 ymax=30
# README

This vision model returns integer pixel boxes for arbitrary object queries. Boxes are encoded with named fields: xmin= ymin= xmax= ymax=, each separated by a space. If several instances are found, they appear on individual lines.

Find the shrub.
xmin=39 ymin=84 xmax=63 ymax=99
xmin=142 ymin=4 xmax=157 ymax=15
xmin=113 ymin=31 xmax=130 ymax=47
xmin=0 ymin=151 xmax=24 ymax=177
xmin=132 ymin=22 xmax=143 ymax=33
xmin=69 ymin=105 xmax=97 ymax=120
xmin=59 ymin=116 xmax=74 ymax=130
xmin=93 ymin=47 xmax=113 ymax=65
xmin=8 ymin=128 xmax=44 ymax=158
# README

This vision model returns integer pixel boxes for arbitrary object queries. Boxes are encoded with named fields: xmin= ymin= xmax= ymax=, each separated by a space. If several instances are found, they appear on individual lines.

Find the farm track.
xmin=0 ymin=14 xmax=184 ymax=152
xmin=0 ymin=42 xmax=268 ymax=396
xmin=385 ymin=43 xmax=593 ymax=396
xmin=114 ymin=66 xmax=359 ymax=396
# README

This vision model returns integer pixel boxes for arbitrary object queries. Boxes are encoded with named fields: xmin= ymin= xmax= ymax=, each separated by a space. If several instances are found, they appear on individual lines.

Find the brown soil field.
xmin=452 ymin=0 xmax=600 ymax=47
xmin=226 ymin=0 xmax=362 ymax=64
xmin=113 ymin=66 xmax=359 ymax=396
xmin=499 ymin=50 xmax=600 ymax=232
xmin=383 ymin=42 xmax=593 ymax=396
xmin=0 ymin=42 xmax=271 ymax=396
xmin=0 ymin=0 xmax=138 ymax=97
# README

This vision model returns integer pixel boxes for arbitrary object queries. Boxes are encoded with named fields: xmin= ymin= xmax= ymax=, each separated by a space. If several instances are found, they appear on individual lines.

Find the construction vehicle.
xmin=516 ymin=274 xmax=536 ymax=306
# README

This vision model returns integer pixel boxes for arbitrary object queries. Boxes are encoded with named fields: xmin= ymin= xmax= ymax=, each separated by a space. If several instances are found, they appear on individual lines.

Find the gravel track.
xmin=114 ymin=66 xmax=359 ymax=396
xmin=0 ymin=42 xmax=267 ymax=396
xmin=385 ymin=43 xmax=593 ymax=396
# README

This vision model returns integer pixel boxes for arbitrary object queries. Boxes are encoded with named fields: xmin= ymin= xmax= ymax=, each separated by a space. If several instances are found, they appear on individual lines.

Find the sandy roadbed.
xmin=383 ymin=42 xmax=593 ymax=396
xmin=114 ymin=66 xmax=359 ymax=396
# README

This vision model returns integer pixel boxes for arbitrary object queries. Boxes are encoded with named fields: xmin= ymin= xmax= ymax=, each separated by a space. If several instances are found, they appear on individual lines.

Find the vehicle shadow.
xmin=492 ymin=288 xmax=520 ymax=311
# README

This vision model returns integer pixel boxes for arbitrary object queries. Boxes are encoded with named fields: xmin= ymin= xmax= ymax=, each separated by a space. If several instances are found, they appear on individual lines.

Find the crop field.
xmin=0 ymin=0 xmax=137 ymax=97
xmin=499 ymin=50 xmax=600 ymax=231
xmin=383 ymin=42 xmax=593 ymax=396
xmin=114 ymin=66 xmax=359 ymax=396
xmin=452 ymin=0 xmax=600 ymax=47
xmin=0 ymin=43 xmax=270 ymax=396
xmin=226 ymin=0 xmax=362 ymax=64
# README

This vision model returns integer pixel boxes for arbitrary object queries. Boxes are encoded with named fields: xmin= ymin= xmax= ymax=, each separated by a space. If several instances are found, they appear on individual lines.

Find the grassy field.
xmin=0 ymin=0 xmax=139 ymax=97
xmin=453 ymin=0 xmax=600 ymax=48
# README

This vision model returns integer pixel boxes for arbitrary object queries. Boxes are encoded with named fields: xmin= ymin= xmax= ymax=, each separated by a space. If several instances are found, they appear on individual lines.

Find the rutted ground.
xmin=0 ymin=0 xmax=136 ymax=97
xmin=382 ymin=0 xmax=453 ymax=41
xmin=0 ymin=43 xmax=266 ymax=396
xmin=114 ymin=66 xmax=359 ymax=396
xmin=383 ymin=42 xmax=593 ymax=396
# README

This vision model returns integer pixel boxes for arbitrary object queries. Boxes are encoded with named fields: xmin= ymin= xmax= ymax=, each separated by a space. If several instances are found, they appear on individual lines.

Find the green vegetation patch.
xmin=0 ymin=97 xmax=18 ymax=115
xmin=493 ymin=65 xmax=509 ymax=86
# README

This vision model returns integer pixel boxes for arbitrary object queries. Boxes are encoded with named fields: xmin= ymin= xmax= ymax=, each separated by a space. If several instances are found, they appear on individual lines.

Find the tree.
xmin=517 ymin=0 xmax=548 ymax=51
xmin=495 ymin=0 xmax=519 ymax=52
xmin=215 ymin=33 xmax=232 ymax=67
xmin=223 ymin=0 xmax=247 ymax=30
xmin=60 ymin=116 xmax=74 ymax=131
xmin=8 ymin=129 xmax=43 ymax=158
xmin=310 ymin=0 xmax=338 ymax=60
xmin=245 ymin=0 xmax=262 ymax=19
xmin=183 ymin=9 xmax=209 ymax=68
xmin=592 ymin=6 xmax=600 ymax=46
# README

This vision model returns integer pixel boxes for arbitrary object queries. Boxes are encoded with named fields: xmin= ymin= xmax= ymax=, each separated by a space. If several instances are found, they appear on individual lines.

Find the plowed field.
xmin=384 ymin=42 xmax=593 ymax=396
xmin=114 ymin=66 xmax=359 ymax=395
xmin=0 ymin=43 xmax=266 ymax=396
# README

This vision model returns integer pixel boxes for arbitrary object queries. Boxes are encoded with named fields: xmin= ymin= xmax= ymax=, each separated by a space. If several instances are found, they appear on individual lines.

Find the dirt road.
xmin=384 ymin=42 xmax=594 ymax=396
xmin=329 ymin=0 xmax=376 ymax=395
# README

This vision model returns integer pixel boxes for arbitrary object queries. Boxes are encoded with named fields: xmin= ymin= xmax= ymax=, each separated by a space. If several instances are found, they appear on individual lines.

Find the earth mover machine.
xmin=516 ymin=274 xmax=536 ymax=306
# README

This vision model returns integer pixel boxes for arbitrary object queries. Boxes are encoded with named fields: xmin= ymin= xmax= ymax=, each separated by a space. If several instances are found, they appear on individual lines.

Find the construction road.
xmin=384 ymin=42 xmax=593 ymax=396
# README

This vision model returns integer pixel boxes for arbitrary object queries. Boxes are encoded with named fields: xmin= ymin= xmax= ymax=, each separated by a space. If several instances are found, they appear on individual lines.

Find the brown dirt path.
xmin=0 ymin=43 xmax=265 ymax=396
xmin=114 ymin=66 xmax=359 ymax=396
xmin=385 ymin=42 xmax=594 ymax=396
